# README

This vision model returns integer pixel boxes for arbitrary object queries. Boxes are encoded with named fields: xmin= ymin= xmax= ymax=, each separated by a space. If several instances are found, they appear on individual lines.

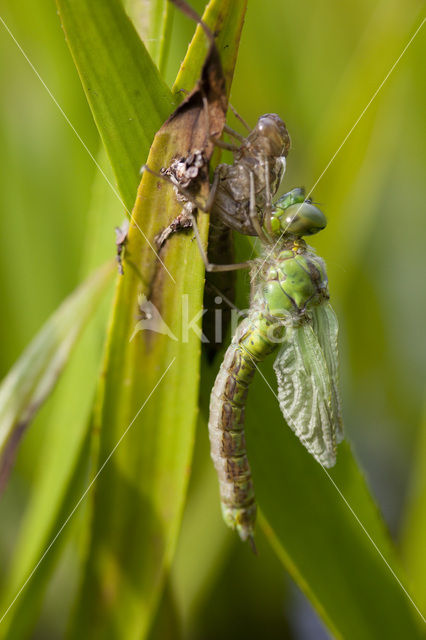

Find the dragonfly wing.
xmin=311 ymin=303 xmax=344 ymax=443
xmin=273 ymin=322 xmax=337 ymax=467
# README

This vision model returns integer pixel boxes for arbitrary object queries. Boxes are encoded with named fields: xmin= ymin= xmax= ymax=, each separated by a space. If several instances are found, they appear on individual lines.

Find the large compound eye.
xmin=276 ymin=188 xmax=305 ymax=209
xmin=282 ymin=202 xmax=327 ymax=236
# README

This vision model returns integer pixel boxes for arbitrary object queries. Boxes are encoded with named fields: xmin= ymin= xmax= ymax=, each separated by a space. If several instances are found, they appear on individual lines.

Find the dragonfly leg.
xmin=189 ymin=211 xmax=252 ymax=272
xmin=143 ymin=162 xmax=223 ymax=212
xmin=141 ymin=164 xmax=209 ymax=211
xmin=248 ymin=170 xmax=271 ymax=244
xmin=227 ymin=103 xmax=252 ymax=132
xmin=115 ymin=219 xmax=129 ymax=275
xmin=264 ymin=157 xmax=271 ymax=208
xmin=262 ymin=158 xmax=274 ymax=238
xmin=203 ymin=168 xmax=221 ymax=211
xmin=263 ymin=200 xmax=274 ymax=238
xmin=223 ymin=124 xmax=246 ymax=143
xmin=209 ymin=136 xmax=241 ymax=153
xmin=248 ymin=534 xmax=258 ymax=555
xmin=212 ymin=106 xmax=250 ymax=150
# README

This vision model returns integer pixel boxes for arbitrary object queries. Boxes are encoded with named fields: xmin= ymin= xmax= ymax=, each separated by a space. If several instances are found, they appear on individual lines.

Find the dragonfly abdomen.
xmin=209 ymin=319 xmax=256 ymax=542
xmin=208 ymin=315 xmax=280 ymax=543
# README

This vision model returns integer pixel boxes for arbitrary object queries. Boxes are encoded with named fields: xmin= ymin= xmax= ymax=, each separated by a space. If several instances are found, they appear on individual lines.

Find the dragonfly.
xmin=208 ymin=187 xmax=344 ymax=549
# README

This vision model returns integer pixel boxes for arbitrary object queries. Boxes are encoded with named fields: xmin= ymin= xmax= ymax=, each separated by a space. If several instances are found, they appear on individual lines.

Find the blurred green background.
xmin=0 ymin=0 xmax=425 ymax=638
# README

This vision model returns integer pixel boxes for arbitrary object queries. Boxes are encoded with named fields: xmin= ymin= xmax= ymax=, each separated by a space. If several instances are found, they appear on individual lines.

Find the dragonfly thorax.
xmin=254 ymin=248 xmax=328 ymax=322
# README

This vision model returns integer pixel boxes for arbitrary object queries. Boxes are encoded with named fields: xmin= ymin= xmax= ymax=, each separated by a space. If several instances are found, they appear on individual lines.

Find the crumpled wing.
xmin=273 ymin=321 xmax=337 ymax=467
xmin=311 ymin=303 xmax=344 ymax=443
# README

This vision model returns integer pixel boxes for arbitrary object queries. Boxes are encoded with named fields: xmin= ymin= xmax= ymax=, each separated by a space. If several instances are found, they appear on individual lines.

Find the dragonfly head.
xmin=269 ymin=188 xmax=327 ymax=238
xmin=248 ymin=114 xmax=291 ymax=158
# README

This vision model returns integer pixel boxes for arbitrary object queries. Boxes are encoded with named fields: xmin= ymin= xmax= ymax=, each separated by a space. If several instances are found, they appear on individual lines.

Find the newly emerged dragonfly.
xmin=208 ymin=188 xmax=343 ymax=548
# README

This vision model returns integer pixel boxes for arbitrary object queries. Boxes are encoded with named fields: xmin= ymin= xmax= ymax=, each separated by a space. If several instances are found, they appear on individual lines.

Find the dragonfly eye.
xmin=283 ymin=202 xmax=327 ymax=236
xmin=274 ymin=188 xmax=305 ymax=210
xmin=271 ymin=201 xmax=327 ymax=237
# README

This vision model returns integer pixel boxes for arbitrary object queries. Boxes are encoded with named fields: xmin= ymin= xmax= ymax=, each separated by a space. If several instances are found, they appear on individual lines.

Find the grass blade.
xmin=0 ymin=154 xmax=119 ymax=638
xmin=169 ymin=418 xmax=232 ymax=634
xmin=56 ymin=0 xmax=178 ymax=209
xmin=69 ymin=2 xmax=247 ymax=638
xmin=244 ymin=368 xmax=424 ymax=638
xmin=0 ymin=261 xmax=114 ymax=493
xmin=126 ymin=0 xmax=175 ymax=75
xmin=400 ymin=400 xmax=426 ymax=614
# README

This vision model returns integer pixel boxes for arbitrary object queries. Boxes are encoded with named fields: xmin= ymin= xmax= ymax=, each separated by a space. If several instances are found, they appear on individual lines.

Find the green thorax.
xmin=241 ymin=188 xmax=329 ymax=359
xmin=251 ymin=239 xmax=329 ymax=324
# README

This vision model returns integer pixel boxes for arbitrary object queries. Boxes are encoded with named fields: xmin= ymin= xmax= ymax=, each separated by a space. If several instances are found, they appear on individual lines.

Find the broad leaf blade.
xmin=126 ymin=0 xmax=174 ymax=74
xmin=0 ymin=261 xmax=114 ymax=493
xmin=0 ymin=155 xmax=118 ymax=639
xmin=56 ymin=0 xmax=178 ymax=209
xmin=245 ymin=367 xmax=424 ymax=638
xmin=172 ymin=0 xmax=244 ymax=93
xmin=400 ymin=401 xmax=426 ymax=614
xmin=69 ymin=2 xmax=247 ymax=639
xmin=169 ymin=417 xmax=232 ymax=634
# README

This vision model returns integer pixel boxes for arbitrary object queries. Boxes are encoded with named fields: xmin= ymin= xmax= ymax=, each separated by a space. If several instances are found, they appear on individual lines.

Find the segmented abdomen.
xmin=208 ymin=314 xmax=279 ymax=543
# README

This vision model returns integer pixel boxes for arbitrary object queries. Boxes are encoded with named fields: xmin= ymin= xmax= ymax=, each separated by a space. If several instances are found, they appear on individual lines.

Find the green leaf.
xmin=244 ymin=364 xmax=424 ymax=638
xmin=125 ymin=0 xmax=175 ymax=75
xmin=169 ymin=417 xmax=232 ymax=634
xmin=69 ymin=2 xmax=247 ymax=639
xmin=172 ymin=0 xmax=244 ymax=93
xmin=56 ymin=0 xmax=179 ymax=210
xmin=400 ymin=400 xmax=426 ymax=615
xmin=0 ymin=154 xmax=118 ymax=639
xmin=0 ymin=429 xmax=92 ymax=640
xmin=0 ymin=261 xmax=114 ymax=493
